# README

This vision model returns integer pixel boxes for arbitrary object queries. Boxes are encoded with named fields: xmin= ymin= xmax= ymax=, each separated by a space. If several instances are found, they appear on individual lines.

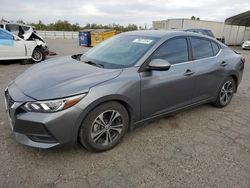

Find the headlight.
xmin=23 ymin=94 xmax=86 ymax=113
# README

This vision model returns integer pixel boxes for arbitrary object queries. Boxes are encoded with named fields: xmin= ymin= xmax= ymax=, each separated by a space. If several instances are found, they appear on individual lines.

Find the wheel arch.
xmin=32 ymin=46 xmax=45 ymax=62
xmin=74 ymin=95 xmax=136 ymax=144
xmin=228 ymin=74 xmax=238 ymax=92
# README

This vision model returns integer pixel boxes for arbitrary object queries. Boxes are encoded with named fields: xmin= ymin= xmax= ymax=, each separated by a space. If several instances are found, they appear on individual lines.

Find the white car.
xmin=0 ymin=22 xmax=33 ymax=36
xmin=242 ymin=40 xmax=250 ymax=50
xmin=0 ymin=28 xmax=48 ymax=62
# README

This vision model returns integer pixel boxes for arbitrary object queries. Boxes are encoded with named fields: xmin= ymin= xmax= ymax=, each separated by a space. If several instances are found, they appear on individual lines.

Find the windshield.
xmin=81 ymin=35 xmax=158 ymax=69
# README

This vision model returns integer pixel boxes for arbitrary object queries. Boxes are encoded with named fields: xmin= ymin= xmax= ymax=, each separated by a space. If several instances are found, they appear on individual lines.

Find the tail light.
xmin=241 ymin=57 xmax=246 ymax=64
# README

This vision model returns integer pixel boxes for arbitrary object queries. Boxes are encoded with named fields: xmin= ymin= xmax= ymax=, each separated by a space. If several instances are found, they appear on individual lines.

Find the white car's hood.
xmin=243 ymin=40 xmax=250 ymax=45
xmin=22 ymin=31 xmax=45 ymax=43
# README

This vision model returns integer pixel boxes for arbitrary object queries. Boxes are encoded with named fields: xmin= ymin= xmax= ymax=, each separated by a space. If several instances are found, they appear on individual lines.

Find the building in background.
xmin=152 ymin=11 xmax=250 ymax=45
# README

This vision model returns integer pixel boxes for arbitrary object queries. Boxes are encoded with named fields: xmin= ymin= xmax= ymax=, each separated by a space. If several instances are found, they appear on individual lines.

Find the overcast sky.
xmin=1 ymin=0 xmax=250 ymax=27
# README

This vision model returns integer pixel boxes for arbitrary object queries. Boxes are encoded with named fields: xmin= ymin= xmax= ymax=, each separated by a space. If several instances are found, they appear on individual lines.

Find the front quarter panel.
xmin=24 ymin=40 xmax=37 ymax=56
xmin=73 ymin=67 xmax=141 ymax=134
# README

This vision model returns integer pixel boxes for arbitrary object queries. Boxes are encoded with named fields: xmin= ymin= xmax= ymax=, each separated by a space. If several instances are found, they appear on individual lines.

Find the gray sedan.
xmin=5 ymin=30 xmax=245 ymax=152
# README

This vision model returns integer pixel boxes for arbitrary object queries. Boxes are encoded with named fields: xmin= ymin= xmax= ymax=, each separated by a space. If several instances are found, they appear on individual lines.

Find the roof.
xmin=184 ymin=29 xmax=211 ymax=32
xmin=122 ymin=30 xmax=184 ymax=38
xmin=225 ymin=10 xmax=250 ymax=27
xmin=122 ymin=30 xmax=216 ymax=40
xmin=0 ymin=21 xmax=32 ymax=28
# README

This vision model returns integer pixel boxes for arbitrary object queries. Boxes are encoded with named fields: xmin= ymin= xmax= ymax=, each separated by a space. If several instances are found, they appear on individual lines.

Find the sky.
xmin=1 ymin=0 xmax=250 ymax=27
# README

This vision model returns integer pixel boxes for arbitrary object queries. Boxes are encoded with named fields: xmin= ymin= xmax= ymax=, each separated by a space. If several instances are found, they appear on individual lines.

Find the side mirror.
xmin=146 ymin=59 xmax=171 ymax=71
xmin=71 ymin=53 xmax=83 ymax=61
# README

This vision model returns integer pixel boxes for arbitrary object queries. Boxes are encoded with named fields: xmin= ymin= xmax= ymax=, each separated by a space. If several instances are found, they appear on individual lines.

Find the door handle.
xmin=220 ymin=61 xmax=228 ymax=67
xmin=184 ymin=69 xmax=195 ymax=76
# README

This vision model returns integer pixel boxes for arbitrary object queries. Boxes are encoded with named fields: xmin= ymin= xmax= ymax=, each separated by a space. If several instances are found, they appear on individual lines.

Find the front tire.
xmin=79 ymin=102 xmax=129 ymax=152
xmin=213 ymin=77 xmax=236 ymax=108
xmin=32 ymin=47 xmax=45 ymax=63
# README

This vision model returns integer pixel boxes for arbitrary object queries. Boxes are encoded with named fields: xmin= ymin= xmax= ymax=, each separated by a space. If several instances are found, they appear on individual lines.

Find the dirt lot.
xmin=0 ymin=39 xmax=250 ymax=188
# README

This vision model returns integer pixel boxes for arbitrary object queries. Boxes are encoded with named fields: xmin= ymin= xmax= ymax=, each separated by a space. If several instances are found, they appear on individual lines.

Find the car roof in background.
xmin=0 ymin=21 xmax=32 ymax=28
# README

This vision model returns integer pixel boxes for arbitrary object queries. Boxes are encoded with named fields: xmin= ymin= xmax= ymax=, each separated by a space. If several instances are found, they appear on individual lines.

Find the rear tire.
xmin=32 ymin=47 xmax=45 ymax=63
xmin=212 ymin=77 xmax=236 ymax=108
xmin=79 ymin=102 xmax=129 ymax=152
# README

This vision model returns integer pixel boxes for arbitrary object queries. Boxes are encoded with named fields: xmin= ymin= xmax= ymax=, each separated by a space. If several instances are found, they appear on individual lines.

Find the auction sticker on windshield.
xmin=133 ymin=38 xmax=153 ymax=44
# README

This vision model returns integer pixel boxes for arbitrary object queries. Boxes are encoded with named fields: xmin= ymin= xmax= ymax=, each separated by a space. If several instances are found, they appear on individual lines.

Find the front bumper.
xmin=242 ymin=44 xmax=250 ymax=49
xmin=4 ymin=87 xmax=83 ymax=149
xmin=42 ymin=45 xmax=49 ymax=55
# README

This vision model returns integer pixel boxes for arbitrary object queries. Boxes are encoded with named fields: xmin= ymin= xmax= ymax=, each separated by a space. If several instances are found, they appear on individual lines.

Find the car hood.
xmin=243 ymin=40 xmax=250 ymax=44
xmin=22 ymin=31 xmax=45 ymax=43
xmin=13 ymin=56 xmax=122 ymax=100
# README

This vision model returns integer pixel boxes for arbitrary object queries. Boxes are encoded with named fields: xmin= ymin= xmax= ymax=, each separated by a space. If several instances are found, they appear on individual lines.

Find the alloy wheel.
xmin=90 ymin=110 xmax=123 ymax=146
xmin=219 ymin=81 xmax=234 ymax=105
xmin=32 ymin=49 xmax=42 ymax=62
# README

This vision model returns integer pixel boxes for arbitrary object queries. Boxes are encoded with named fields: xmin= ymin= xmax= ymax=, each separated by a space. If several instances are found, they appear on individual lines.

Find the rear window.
xmin=22 ymin=26 xmax=30 ymax=31
xmin=190 ymin=38 xmax=213 ymax=60
xmin=205 ymin=30 xmax=215 ymax=38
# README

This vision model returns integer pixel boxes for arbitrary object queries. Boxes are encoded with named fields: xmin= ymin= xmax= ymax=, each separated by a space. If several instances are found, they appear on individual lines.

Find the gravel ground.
xmin=0 ymin=39 xmax=250 ymax=188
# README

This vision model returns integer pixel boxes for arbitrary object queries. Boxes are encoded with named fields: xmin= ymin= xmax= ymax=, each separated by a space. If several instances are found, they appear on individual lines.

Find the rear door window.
xmin=22 ymin=26 xmax=30 ymax=31
xmin=211 ymin=41 xmax=220 ymax=55
xmin=151 ymin=38 xmax=189 ymax=64
xmin=190 ymin=37 xmax=213 ymax=60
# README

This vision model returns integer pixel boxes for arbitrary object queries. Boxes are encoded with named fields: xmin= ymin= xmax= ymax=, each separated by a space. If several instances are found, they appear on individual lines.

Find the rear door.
xmin=189 ymin=37 xmax=224 ymax=102
xmin=140 ymin=37 xmax=196 ymax=119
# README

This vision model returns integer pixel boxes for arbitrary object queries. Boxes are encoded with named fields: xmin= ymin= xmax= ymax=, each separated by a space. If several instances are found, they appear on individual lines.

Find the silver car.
xmin=5 ymin=30 xmax=245 ymax=152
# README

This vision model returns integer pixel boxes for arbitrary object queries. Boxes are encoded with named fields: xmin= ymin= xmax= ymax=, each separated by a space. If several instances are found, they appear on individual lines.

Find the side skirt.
xmin=132 ymin=97 xmax=214 ymax=129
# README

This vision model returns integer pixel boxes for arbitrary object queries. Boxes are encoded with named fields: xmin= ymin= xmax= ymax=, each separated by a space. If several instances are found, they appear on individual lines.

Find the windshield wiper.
xmin=82 ymin=60 xmax=104 ymax=68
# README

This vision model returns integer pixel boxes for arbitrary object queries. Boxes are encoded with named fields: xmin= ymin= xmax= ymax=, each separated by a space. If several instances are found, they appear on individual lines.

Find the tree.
xmin=72 ymin=23 xmax=80 ymax=31
xmin=22 ymin=19 xmax=139 ymax=32
xmin=191 ymin=16 xmax=200 ymax=21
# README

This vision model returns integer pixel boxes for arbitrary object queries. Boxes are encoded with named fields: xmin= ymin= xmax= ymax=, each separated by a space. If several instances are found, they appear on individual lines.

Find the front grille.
xmin=5 ymin=90 xmax=15 ymax=109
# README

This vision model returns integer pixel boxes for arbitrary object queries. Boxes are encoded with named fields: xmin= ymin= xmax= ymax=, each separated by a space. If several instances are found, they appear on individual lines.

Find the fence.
xmin=36 ymin=31 xmax=78 ymax=39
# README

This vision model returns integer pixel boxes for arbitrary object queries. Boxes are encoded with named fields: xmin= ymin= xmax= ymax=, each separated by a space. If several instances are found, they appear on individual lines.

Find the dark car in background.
xmin=184 ymin=29 xmax=215 ymax=37
xmin=5 ymin=30 xmax=244 ymax=152
xmin=184 ymin=29 xmax=225 ymax=43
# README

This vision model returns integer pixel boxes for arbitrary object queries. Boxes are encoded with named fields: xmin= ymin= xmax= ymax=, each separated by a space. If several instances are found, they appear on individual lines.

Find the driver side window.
xmin=151 ymin=38 xmax=189 ymax=65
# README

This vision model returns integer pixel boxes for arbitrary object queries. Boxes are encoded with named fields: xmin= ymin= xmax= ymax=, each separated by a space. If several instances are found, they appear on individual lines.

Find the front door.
xmin=140 ymin=37 xmax=195 ymax=119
